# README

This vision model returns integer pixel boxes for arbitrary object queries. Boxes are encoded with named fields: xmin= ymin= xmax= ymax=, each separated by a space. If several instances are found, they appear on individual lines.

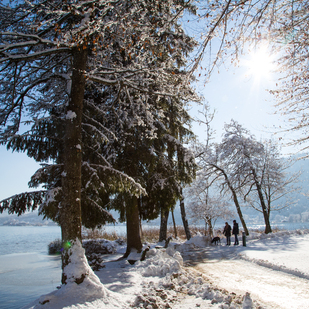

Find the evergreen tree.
xmin=0 ymin=0 xmax=197 ymax=294
xmin=106 ymin=92 xmax=197 ymax=255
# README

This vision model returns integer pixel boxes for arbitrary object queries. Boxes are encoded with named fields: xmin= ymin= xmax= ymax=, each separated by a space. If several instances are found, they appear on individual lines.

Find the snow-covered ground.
xmin=23 ymin=229 xmax=309 ymax=309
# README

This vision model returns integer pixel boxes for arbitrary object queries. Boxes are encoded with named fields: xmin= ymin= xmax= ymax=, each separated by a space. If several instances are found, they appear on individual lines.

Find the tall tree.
xmin=243 ymin=139 xmax=300 ymax=226
xmin=221 ymin=120 xmax=299 ymax=233
xmin=0 ymin=0 xmax=197 ymax=294
xmin=194 ymin=140 xmax=250 ymax=236
xmin=110 ymin=91 xmax=197 ymax=253
xmin=189 ymin=104 xmax=248 ymax=234
xmin=221 ymin=121 xmax=273 ymax=233
xmin=106 ymin=17 xmax=199 ymax=250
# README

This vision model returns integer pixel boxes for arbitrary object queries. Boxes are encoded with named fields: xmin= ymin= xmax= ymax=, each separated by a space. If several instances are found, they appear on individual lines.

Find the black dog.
xmin=211 ymin=236 xmax=221 ymax=245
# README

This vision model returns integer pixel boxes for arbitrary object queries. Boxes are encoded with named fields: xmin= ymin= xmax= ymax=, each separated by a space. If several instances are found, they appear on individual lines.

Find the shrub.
xmin=48 ymin=239 xmax=62 ymax=255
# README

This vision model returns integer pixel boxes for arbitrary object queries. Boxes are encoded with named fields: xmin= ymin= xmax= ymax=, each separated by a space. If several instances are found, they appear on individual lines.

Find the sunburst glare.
xmin=242 ymin=44 xmax=278 ymax=83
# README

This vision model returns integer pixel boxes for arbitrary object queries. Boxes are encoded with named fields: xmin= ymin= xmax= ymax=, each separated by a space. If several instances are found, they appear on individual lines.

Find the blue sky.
xmin=0 ymin=146 xmax=41 ymax=201
xmin=191 ymin=52 xmax=284 ymax=146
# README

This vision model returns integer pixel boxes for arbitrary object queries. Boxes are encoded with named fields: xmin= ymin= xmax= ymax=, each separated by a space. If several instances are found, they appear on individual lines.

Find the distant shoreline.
xmin=1 ymin=222 xmax=57 ymax=227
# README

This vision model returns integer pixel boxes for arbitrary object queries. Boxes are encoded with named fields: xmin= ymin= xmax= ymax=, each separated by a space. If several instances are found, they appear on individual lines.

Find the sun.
xmin=243 ymin=44 xmax=277 ymax=81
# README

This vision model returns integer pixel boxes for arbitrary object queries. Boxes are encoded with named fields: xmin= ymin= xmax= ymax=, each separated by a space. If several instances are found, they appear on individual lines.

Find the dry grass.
xmin=82 ymin=225 xmax=208 ymax=243
xmin=140 ymin=225 xmax=206 ymax=243
xmin=82 ymin=228 xmax=122 ymax=241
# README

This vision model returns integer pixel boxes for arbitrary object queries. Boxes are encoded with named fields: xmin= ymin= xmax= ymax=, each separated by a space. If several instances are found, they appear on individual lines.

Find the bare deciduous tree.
xmin=191 ymin=0 xmax=309 ymax=154
xmin=185 ymin=175 xmax=234 ymax=237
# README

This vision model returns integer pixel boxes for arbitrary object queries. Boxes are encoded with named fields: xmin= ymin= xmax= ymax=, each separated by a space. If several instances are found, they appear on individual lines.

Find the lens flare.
xmin=62 ymin=241 xmax=72 ymax=251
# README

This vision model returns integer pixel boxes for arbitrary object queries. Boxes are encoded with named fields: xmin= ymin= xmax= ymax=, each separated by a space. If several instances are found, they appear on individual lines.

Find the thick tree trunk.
xmin=124 ymin=196 xmax=143 ymax=257
xmin=60 ymin=48 xmax=88 ymax=285
xmin=159 ymin=208 xmax=169 ymax=242
xmin=180 ymin=188 xmax=191 ymax=240
xmin=171 ymin=209 xmax=178 ymax=239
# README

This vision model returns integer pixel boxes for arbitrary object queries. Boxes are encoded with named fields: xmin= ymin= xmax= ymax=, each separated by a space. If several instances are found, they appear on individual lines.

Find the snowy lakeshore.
xmin=21 ymin=229 xmax=309 ymax=309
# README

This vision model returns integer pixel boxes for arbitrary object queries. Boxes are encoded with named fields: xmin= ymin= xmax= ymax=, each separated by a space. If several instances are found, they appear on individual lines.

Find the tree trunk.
xmin=230 ymin=186 xmax=249 ymax=236
xmin=252 ymin=169 xmax=272 ymax=234
xmin=159 ymin=208 xmax=169 ymax=242
xmin=60 ymin=47 xmax=88 ymax=285
xmin=171 ymin=209 xmax=178 ymax=239
xmin=180 ymin=188 xmax=191 ymax=240
xmin=139 ymin=215 xmax=143 ymax=238
xmin=256 ymin=181 xmax=272 ymax=234
xmin=124 ymin=196 xmax=143 ymax=257
xmin=211 ymin=164 xmax=249 ymax=236
xmin=207 ymin=217 xmax=213 ymax=237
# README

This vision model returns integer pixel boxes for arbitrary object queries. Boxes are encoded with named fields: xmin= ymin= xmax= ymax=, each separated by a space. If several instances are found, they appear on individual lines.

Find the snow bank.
xmin=138 ymin=247 xmax=183 ymax=277
xmin=132 ymin=246 xmax=250 ymax=309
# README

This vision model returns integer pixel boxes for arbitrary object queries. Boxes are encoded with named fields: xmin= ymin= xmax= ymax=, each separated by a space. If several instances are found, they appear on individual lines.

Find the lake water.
xmin=0 ymin=226 xmax=62 ymax=309
xmin=1 ymin=222 xmax=309 ymax=309
xmin=0 ymin=224 xmax=128 ymax=309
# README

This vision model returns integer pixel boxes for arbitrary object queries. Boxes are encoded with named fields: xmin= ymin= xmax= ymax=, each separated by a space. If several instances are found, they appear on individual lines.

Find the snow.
xmin=23 ymin=229 xmax=309 ymax=309
xmin=65 ymin=110 xmax=77 ymax=120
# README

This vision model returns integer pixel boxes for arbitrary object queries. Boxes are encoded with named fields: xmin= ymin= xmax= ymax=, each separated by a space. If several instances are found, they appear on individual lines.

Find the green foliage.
xmin=0 ymin=191 xmax=45 ymax=216
xmin=0 ymin=0 xmax=198 ymax=231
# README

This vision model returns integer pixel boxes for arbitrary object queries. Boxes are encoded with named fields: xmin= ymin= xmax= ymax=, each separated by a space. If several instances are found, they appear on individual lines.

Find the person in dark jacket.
xmin=223 ymin=222 xmax=231 ymax=246
xmin=232 ymin=220 xmax=239 ymax=245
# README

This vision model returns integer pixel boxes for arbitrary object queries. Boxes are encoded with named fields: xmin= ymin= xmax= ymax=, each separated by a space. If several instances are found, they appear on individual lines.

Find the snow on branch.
xmin=84 ymin=162 xmax=147 ymax=196
xmin=0 ymin=191 xmax=46 ymax=215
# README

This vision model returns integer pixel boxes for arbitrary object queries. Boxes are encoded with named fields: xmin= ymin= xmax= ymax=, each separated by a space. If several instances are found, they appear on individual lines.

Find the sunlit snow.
xmin=23 ymin=230 xmax=309 ymax=309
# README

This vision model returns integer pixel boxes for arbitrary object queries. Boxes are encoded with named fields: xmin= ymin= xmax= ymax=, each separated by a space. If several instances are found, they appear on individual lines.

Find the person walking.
xmin=223 ymin=222 xmax=231 ymax=246
xmin=232 ymin=219 xmax=239 ymax=245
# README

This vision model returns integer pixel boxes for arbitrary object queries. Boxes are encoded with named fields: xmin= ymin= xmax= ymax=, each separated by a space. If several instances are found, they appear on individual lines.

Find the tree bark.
xmin=215 ymin=164 xmax=249 ymax=236
xmin=230 ymin=185 xmax=249 ymax=236
xmin=60 ymin=47 xmax=88 ymax=285
xmin=171 ymin=209 xmax=178 ymax=239
xmin=252 ymin=169 xmax=272 ymax=234
xmin=124 ymin=196 xmax=143 ymax=257
xmin=204 ymin=220 xmax=208 ymax=236
xmin=207 ymin=217 xmax=213 ymax=237
xmin=180 ymin=188 xmax=191 ymax=240
xmin=159 ymin=208 xmax=169 ymax=242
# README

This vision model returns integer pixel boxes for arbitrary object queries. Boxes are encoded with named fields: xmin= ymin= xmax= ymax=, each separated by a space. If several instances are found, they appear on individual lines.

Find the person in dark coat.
xmin=232 ymin=219 xmax=239 ymax=245
xmin=223 ymin=222 xmax=231 ymax=246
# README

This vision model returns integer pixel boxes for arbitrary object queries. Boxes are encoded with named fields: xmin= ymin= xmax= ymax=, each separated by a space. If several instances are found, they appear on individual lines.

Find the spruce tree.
xmin=0 ymin=0 xmax=198 ymax=291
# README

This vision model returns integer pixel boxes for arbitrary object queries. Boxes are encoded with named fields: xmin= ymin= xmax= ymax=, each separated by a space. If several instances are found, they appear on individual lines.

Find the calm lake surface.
xmin=0 ymin=224 xmax=127 ymax=309
xmin=0 ymin=222 xmax=308 ymax=309
xmin=0 ymin=225 xmax=61 ymax=309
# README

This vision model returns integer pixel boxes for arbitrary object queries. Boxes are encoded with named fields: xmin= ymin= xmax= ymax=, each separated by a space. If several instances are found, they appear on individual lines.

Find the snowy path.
xmin=181 ymin=233 xmax=309 ymax=308
xmin=194 ymin=258 xmax=309 ymax=309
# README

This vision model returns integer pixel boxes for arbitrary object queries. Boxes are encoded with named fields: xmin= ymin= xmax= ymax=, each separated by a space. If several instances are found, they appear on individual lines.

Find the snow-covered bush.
xmin=48 ymin=239 xmax=62 ymax=255
xmin=82 ymin=239 xmax=117 ymax=255
xmin=48 ymin=237 xmax=118 ymax=257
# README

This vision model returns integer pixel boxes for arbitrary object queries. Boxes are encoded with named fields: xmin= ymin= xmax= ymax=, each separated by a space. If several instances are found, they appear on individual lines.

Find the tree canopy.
xmin=0 ymin=0 xmax=198 ymax=291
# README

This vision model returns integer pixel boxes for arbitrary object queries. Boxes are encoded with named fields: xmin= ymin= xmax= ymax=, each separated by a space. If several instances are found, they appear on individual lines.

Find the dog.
xmin=211 ymin=236 xmax=221 ymax=245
